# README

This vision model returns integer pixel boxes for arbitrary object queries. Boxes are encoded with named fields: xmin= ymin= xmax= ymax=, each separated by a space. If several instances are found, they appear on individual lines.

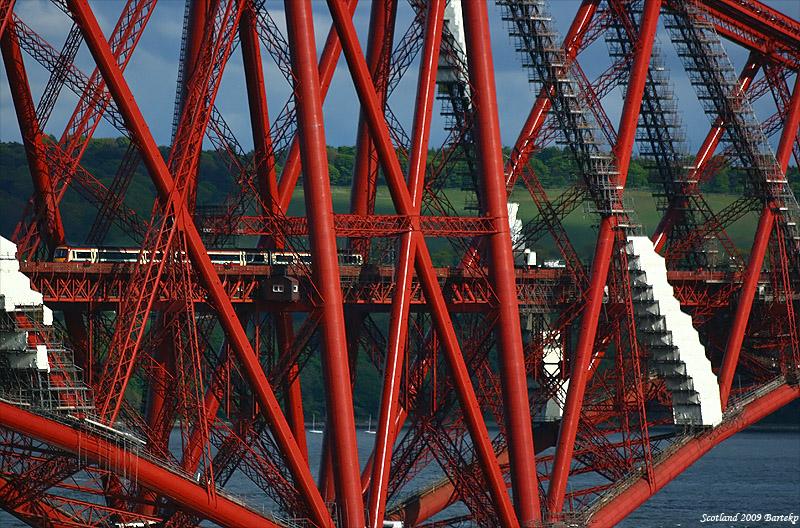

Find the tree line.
xmin=2 ymin=139 xmax=798 ymax=237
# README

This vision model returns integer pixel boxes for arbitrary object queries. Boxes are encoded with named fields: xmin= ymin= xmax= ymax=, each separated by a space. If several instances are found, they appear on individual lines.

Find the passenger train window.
xmin=245 ymin=254 xmax=267 ymax=264
xmin=76 ymin=251 xmax=92 ymax=259
xmin=53 ymin=248 xmax=67 ymax=259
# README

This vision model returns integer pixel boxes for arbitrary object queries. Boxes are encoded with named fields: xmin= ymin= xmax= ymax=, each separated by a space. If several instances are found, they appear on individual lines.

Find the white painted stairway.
xmin=626 ymin=236 xmax=722 ymax=426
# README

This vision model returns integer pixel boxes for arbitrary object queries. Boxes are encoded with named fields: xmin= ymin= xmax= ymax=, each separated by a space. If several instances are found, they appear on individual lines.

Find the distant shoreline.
xmin=746 ymin=424 xmax=800 ymax=433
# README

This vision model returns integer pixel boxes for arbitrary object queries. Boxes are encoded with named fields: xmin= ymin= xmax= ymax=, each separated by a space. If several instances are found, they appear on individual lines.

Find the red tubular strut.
xmin=718 ymin=72 xmax=800 ymax=408
xmin=2 ymin=0 xmax=799 ymax=526
xmin=547 ymin=0 xmax=662 ymax=515
xmin=1 ymin=20 xmax=65 ymax=253
xmin=240 ymin=0 xmax=279 ymax=221
xmin=277 ymin=0 xmax=359 ymax=211
xmin=349 ymin=0 xmax=396 ymax=230
xmin=0 ymin=401 xmax=280 ymax=527
xmin=64 ymin=1 xmax=333 ymax=525
xmin=366 ymin=1 xmax=445 ymax=526
xmin=587 ymin=384 xmax=800 ymax=528
xmin=0 ymin=0 xmax=15 ymax=40
xmin=325 ymin=0 xmax=519 ymax=525
xmin=284 ymin=1 xmax=365 ymax=525
xmin=461 ymin=0 xmax=600 ymax=270
xmin=176 ymin=0 xmax=209 ymax=206
xmin=462 ymin=1 xmax=541 ymax=524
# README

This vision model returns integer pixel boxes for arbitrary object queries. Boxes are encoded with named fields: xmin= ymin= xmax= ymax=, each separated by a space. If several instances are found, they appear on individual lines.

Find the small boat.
xmin=310 ymin=413 xmax=324 ymax=434
xmin=365 ymin=414 xmax=376 ymax=435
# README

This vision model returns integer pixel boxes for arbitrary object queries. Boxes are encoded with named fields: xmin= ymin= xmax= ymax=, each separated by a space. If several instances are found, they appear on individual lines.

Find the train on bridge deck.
xmin=52 ymin=245 xmax=366 ymax=267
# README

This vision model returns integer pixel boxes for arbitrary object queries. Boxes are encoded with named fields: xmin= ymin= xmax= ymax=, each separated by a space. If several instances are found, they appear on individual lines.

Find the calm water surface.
xmin=1 ymin=429 xmax=797 ymax=527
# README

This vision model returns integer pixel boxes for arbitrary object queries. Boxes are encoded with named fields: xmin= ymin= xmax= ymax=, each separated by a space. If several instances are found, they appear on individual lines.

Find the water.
xmin=618 ymin=430 xmax=800 ymax=528
xmin=1 ymin=429 xmax=797 ymax=526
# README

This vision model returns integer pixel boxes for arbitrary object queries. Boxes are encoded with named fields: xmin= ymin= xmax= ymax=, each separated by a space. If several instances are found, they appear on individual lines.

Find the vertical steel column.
xmin=718 ymin=72 xmax=800 ymax=408
xmin=461 ymin=0 xmax=600 ymax=270
xmin=277 ymin=0 xmax=360 ymax=210
xmin=462 ymin=1 xmax=540 ymax=524
xmin=652 ymin=56 xmax=761 ymax=252
xmin=138 ymin=316 xmax=173 ymax=516
xmin=181 ymin=0 xmax=208 ymax=106
xmin=342 ymin=0 xmax=399 ymax=477
xmin=547 ymin=0 xmax=662 ymax=514
xmin=1 ymin=20 xmax=65 ymax=253
xmin=284 ymin=1 xmax=364 ymax=525
xmin=178 ymin=0 xmax=208 ymax=210
xmin=325 ymin=1 xmax=518 ymax=525
xmin=0 ymin=0 xmax=15 ymax=40
xmin=349 ymin=0 xmax=396 ymax=232
xmin=0 ymin=402 xmax=281 ymax=527
xmin=240 ymin=1 xmax=278 ymax=221
xmin=176 ymin=0 xmax=208 ymax=122
xmin=278 ymin=317 xmax=309 ymax=462
xmin=66 ymin=2 xmax=332 ymax=525
xmin=240 ymin=3 xmax=308 ymax=455
xmin=366 ymin=1 xmax=445 ymax=526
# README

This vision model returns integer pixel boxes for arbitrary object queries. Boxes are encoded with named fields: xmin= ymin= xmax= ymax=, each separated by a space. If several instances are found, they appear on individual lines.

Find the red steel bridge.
xmin=0 ymin=0 xmax=798 ymax=526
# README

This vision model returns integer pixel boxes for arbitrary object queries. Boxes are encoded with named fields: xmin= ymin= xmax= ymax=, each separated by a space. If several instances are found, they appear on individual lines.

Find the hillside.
xmin=5 ymin=139 xmax=795 ymax=245
xmin=1 ymin=139 xmax=797 ymax=424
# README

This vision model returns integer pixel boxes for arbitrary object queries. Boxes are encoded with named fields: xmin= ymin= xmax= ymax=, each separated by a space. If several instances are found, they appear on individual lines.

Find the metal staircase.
xmin=627 ymin=236 xmax=722 ymax=426
xmin=664 ymin=3 xmax=800 ymax=261
xmin=606 ymin=0 xmax=740 ymax=269
xmin=496 ymin=0 xmax=635 ymax=226
xmin=435 ymin=0 xmax=481 ymax=212
xmin=0 ymin=237 xmax=93 ymax=413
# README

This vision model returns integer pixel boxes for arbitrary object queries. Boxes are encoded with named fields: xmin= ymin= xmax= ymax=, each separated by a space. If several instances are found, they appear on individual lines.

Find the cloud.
xmin=0 ymin=0 xmax=797 ymax=164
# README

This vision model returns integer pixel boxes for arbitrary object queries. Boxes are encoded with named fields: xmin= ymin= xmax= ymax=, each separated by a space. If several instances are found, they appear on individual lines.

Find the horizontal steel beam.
xmin=0 ymin=401 xmax=283 ymax=527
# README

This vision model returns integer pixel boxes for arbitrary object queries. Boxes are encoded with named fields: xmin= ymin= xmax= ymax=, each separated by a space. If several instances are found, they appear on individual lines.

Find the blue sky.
xmin=1 ymin=0 xmax=798 ymax=157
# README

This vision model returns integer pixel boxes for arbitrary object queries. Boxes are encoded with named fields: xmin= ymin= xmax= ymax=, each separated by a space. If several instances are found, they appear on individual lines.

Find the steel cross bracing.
xmin=0 ymin=0 xmax=798 ymax=526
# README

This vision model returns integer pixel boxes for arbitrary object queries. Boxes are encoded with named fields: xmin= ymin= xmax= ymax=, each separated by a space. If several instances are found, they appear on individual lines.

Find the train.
xmin=52 ymin=246 xmax=364 ymax=267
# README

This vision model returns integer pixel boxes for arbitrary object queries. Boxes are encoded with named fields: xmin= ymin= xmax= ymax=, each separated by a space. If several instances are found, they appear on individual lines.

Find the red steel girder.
xmin=276 ymin=0 xmax=360 ymax=211
xmin=0 ymin=402 xmax=279 ymax=527
xmin=284 ymin=0 xmax=364 ymax=523
xmin=20 ymin=261 xmax=576 ymax=312
xmin=12 ymin=0 xmax=157 ymax=257
xmin=367 ymin=1 xmax=444 ymax=526
xmin=693 ymin=0 xmax=800 ymax=68
xmin=349 ymin=0 xmax=397 ymax=258
xmin=1 ymin=0 xmax=798 ymax=525
xmin=1 ymin=19 xmax=65 ymax=253
xmin=462 ymin=0 xmax=540 ymax=522
xmin=547 ymin=0 xmax=662 ymax=514
xmin=718 ymin=71 xmax=800 ymax=408
xmin=587 ymin=382 xmax=800 ymax=527
xmin=325 ymin=0 xmax=518 ymax=524
xmin=204 ymin=213 xmax=496 ymax=238
xmin=240 ymin=0 xmax=279 ymax=227
xmin=0 ymin=0 xmax=13 ymax=39
xmin=64 ymin=1 xmax=333 ymax=525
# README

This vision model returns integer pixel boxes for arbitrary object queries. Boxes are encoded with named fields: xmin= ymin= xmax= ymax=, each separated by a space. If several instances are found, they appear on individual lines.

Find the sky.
xmin=0 ymin=0 xmax=798 ymax=157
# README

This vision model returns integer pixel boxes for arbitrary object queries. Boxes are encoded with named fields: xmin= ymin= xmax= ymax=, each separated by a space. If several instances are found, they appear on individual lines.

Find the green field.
xmin=0 ymin=141 xmax=772 ymax=257
xmin=0 ymin=139 xmax=776 ymax=420
xmin=284 ymin=186 xmax=761 ymax=262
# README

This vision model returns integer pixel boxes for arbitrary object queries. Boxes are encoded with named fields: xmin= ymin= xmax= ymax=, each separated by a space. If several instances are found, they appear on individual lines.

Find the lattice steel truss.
xmin=0 ymin=0 xmax=798 ymax=526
